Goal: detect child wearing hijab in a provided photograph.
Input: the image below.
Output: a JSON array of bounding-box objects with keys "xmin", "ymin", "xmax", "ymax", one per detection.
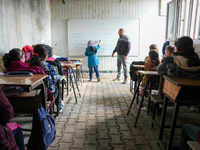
[
  {"xmin": 85, "ymin": 40, "xmax": 101, "ymax": 82},
  {"xmin": 2, "ymin": 48, "xmax": 45, "ymax": 74},
  {"xmin": 22, "ymin": 45, "xmax": 34, "ymax": 63}
]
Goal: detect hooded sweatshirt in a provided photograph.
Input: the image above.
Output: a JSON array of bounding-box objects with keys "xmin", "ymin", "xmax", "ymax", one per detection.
[{"xmin": 85, "ymin": 44, "xmax": 101, "ymax": 67}]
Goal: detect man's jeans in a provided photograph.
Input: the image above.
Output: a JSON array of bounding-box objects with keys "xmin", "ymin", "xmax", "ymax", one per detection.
[{"xmin": 117, "ymin": 54, "xmax": 128, "ymax": 80}]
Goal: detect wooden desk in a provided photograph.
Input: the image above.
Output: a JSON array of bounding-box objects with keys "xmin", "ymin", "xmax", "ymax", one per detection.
[
  {"xmin": 158, "ymin": 75, "xmax": 200, "ymax": 150},
  {"xmin": 61, "ymin": 63, "xmax": 81, "ymax": 103},
  {"xmin": 0, "ymin": 74, "xmax": 48, "ymax": 109},
  {"xmin": 127, "ymin": 70, "xmax": 159, "ymax": 126}
]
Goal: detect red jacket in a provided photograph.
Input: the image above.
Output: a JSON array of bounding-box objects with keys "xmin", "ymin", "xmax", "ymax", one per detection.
[
  {"xmin": 0, "ymin": 89, "xmax": 19, "ymax": 150},
  {"xmin": 5, "ymin": 61, "xmax": 45, "ymax": 74}
]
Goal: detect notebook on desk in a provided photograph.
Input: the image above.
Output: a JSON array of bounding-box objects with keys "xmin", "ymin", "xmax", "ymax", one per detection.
[{"xmin": 5, "ymin": 71, "xmax": 33, "ymax": 76}]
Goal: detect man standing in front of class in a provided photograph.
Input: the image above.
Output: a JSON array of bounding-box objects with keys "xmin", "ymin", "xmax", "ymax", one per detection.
[{"xmin": 112, "ymin": 28, "xmax": 131, "ymax": 84}]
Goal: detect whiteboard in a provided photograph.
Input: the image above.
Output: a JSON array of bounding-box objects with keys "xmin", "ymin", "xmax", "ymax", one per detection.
[{"xmin": 68, "ymin": 19, "xmax": 139, "ymax": 56}]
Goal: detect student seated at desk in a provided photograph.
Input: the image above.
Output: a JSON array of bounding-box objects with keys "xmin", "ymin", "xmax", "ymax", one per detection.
[
  {"xmin": 139, "ymin": 50, "xmax": 160, "ymax": 96},
  {"xmin": 29, "ymin": 44, "xmax": 63, "ymax": 110},
  {"xmin": 130, "ymin": 44, "xmax": 159, "ymax": 81},
  {"xmin": 30, "ymin": 44, "xmax": 57, "ymax": 95},
  {"xmin": 144, "ymin": 44, "xmax": 159, "ymax": 63},
  {"xmin": 2, "ymin": 48, "xmax": 55, "ymax": 109},
  {"xmin": 157, "ymin": 36, "xmax": 200, "ymax": 78},
  {"xmin": 142, "ymin": 50, "xmax": 160, "ymax": 85},
  {"xmin": 0, "ymin": 87, "xmax": 25, "ymax": 150},
  {"xmin": 2, "ymin": 48, "xmax": 45, "ymax": 74},
  {"xmin": 161, "ymin": 45, "xmax": 174, "ymax": 62}
]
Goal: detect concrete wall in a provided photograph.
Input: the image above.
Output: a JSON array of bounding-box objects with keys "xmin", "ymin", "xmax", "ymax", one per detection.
[
  {"xmin": 0, "ymin": 0, "xmax": 51, "ymax": 56},
  {"xmin": 51, "ymin": 0, "xmax": 166, "ymax": 71}
]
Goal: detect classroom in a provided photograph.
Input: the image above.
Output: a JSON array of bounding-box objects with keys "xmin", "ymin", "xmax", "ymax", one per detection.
[{"xmin": 0, "ymin": 0, "xmax": 200, "ymax": 150}]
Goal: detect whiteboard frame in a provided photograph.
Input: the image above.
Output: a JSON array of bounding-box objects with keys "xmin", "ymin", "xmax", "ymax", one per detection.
[{"xmin": 67, "ymin": 19, "xmax": 140, "ymax": 57}]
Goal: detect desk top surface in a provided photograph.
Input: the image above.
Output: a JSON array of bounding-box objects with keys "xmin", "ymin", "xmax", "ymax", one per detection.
[
  {"xmin": 0, "ymin": 74, "xmax": 48, "ymax": 87},
  {"xmin": 138, "ymin": 70, "xmax": 158, "ymax": 75},
  {"xmin": 70, "ymin": 58, "xmax": 83, "ymax": 61},
  {"xmin": 62, "ymin": 63, "xmax": 76, "ymax": 67},
  {"xmin": 163, "ymin": 75, "xmax": 200, "ymax": 87},
  {"xmin": 73, "ymin": 62, "xmax": 83, "ymax": 65},
  {"xmin": 133, "ymin": 65, "xmax": 145, "ymax": 68}
]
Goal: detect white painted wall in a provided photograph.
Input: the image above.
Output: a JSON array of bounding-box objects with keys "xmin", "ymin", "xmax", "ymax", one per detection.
[
  {"xmin": 51, "ymin": 0, "xmax": 166, "ymax": 71},
  {"xmin": 0, "ymin": 0, "xmax": 51, "ymax": 56}
]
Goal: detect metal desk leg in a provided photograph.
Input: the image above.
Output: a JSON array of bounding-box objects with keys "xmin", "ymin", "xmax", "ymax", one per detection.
[
  {"xmin": 72, "ymin": 68, "xmax": 81, "ymax": 97},
  {"xmin": 79, "ymin": 65, "xmax": 83, "ymax": 85},
  {"xmin": 69, "ymin": 67, "xmax": 77, "ymax": 103},
  {"xmin": 80, "ymin": 65, "xmax": 84, "ymax": 83},
  {"xmin": 130, "ymin": 79, "xmax": 133, "ymax": 92},
  {"xmin": 136, "ymin": 74, "xmax": 140, "ymax": 104},
  {"xmin": 67, "ymin": 69, "xmax": 69, "ymax": 95},
  {"xmin": 158, "ymin": 95, "xmax": 168, "ymax": 141},
  {"xmin": 62, "ymin": 80, "xmax": 64, "ymax": 100},
  {"xmin": 127, "ymin": 75, "xmax": 144, "ymax": 115},
  {"xmin": 76, "ymin": 65, "xmax": 78, "ymax": 83},
  {"xmin": 167, "ymin": 103, "xmax": 179, "ymax": 150},
  {"xmin": 134, "ymin": 76, "xmax": 150, "ymax": 127},
  {"xmin": 147, "ymin": 79, "xmax": 152, "ymax": 115},
  {"xmin": 56, "ymin": 80, "xmax": 61, "ymax": 116}
]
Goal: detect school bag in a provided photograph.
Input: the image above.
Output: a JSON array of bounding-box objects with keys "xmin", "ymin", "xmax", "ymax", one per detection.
[
  {"xmin": 129, "ymin": 61, "xmax": 145, "ymax": 81},
  {"xmin": 47, "ymin": 60, "xmax": 64, "ymax": 75},
  {"xmin": 27, "ymin": 100, "xmax": 56, "ymax": 150}
]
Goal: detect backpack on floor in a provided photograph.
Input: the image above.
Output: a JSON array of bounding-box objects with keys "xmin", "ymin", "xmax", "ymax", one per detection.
[{"xmin": 27, "ymin": 100, "xmax": 56, "ymax": 150}]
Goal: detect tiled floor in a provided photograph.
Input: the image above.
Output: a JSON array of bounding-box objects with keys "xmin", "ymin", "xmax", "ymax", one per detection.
[{"xmin": 12, "ymin": 73, "xmax": 200, "ymax": 150}]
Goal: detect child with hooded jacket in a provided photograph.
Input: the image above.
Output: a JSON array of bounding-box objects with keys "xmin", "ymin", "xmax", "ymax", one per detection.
[
  {"xmin": 0, "ymin": 87, "xmax": 25, "ymax": 150},
  {"xmin": 85, "ymin": 40, "xmax": 101, "ymax": 82}
]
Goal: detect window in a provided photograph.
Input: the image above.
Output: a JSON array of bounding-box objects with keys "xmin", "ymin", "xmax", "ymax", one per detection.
[
  {"xmin": 179, "ymin": 0, "xmax": 200, "ymax": 39},
  {"xmin": 166, "ymin": 0, "xmax": 178, "ymax": 41},
  {"xmin": 159, "ymin": 0, "xmax": 172, "ymax": 16}
]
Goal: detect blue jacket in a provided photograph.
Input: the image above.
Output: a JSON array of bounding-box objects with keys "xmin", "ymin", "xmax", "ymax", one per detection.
[
  {"xmin": 85, "ymin": 44, "xmax": 100, "ymax": 67},
  {"xmin": 162, "ymin": 41, "xmax": 170, "ymax": 55}
]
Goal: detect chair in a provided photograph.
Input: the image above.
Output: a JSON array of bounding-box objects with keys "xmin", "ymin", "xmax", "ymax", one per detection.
[{"xmin": 47, "ymin": 60, "xmax": 66, "ymax": 116}]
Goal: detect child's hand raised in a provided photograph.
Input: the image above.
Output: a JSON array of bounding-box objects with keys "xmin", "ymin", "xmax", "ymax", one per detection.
[{"xmin": 99, "ymin": 40, "xmax": 102, "ymax": 43}]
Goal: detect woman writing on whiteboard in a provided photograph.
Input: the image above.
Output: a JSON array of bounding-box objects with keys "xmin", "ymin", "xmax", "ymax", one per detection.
[{"xmin": 85, "ymin": 40, "xmax": 101, "ymax": 82}]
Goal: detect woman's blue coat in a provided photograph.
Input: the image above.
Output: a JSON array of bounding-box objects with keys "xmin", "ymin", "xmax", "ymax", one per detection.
[{"xmin": 85, "ymin": 44, "xmax": 100, "ymax": 67}]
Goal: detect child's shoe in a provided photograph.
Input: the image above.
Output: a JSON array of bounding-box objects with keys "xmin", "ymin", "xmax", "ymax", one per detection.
[
  {"xmin": 97, "ymin": 78, "xmax": 100, "ymax": 82},
  {"xmin": 89, "ymin": 79, "xmax": 92, "ymax": 82}
]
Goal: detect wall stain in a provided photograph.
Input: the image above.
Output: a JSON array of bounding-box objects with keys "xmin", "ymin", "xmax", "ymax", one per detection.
[{"xmin": 35, "ymin": 16, "xmax": 43, "ymax": 32}]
